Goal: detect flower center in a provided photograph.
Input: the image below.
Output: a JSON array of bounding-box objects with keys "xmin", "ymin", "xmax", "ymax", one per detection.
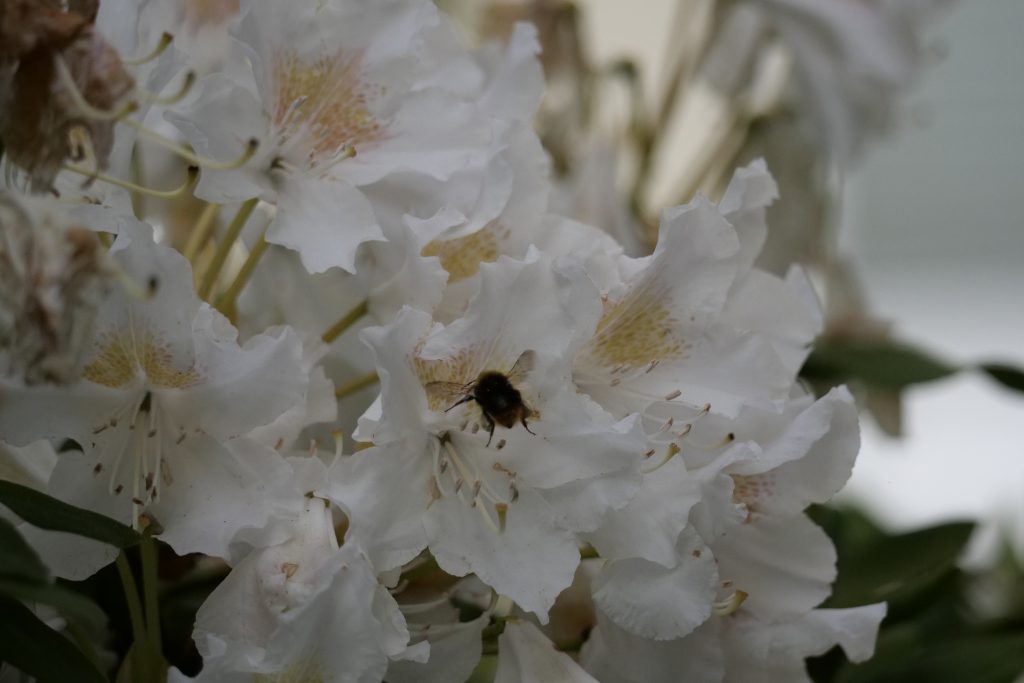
[
  {"xmin": 420, "ymin": 222, "xmax": 510, "ymax": 283},
  {"xmin": 82, "ymin": 327, "xmax": 202, "ymax": 389},
  {"xmin": 272, "ymin": 49, "xmax": 385, "ymax": 166},
  {"xmin": 430, "ymin": 433, "xmax": 517, "ymax": 533}
]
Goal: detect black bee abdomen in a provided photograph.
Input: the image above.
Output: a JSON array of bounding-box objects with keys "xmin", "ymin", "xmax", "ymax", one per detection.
[{"xmin": 474, "ymin": 372, "xmax": 524, "ymax": 425}]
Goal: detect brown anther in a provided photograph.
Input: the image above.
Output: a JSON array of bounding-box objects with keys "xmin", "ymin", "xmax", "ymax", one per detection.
[
  {"xmin": 92, "ymin": 463, "xmax": 102, "ymax": 474},
  {"xmin": 282, "ymin": 562, "xmax": 299, "ymax": 578},
  {"xmin": 664, "ymin": 389, "xmax": 681, "ymax": 401},
  {"xmin": 496, "ymin": 438, "xmax": 506, "ymax": 450},
  {"xmin": 114, "ymin": 484, "xmax": 123, "ymax": 494},
  {"xmin": 131, "ymin": 496, "xmax": 144, "ymax": 505}
]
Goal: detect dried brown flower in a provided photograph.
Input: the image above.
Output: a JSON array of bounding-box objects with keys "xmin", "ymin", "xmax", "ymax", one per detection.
[
  {"xmin": 0, "ymin": 1, "xmax": 134, "ymax": 193},
  {"xmin": 0, "ymin": 191, "xmax": 111, "ymax": 384}
]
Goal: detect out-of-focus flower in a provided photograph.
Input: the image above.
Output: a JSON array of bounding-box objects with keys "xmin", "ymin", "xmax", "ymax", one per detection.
[
  {"xmin": 1, "ymin": 13, "xmax": 134, "ymax": 192},
  {"xmin": 745, "ymin": 0, "xmax": 949, "ymax": 165},
  {"xmin": 0, "ymin": 192, "xmax": 111, "ymax": 384}
]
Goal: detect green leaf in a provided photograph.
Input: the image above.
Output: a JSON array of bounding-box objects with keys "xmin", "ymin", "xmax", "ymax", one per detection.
[
  {"xmin": 0, "ymin": 579, "xmax": 107, "ymax": 631},
  {"xmin": 0, "ymin": 480, "xmax": 140, "ymax": 548},
  {"xmin": 0, "ymin": 515, "xmax": 49, "ymax": 584},
  {"xmin": 980, "ymin": 363, "xmax": 1024, "ymax": 393},
  {"xmin": 836, "ymin": 629, "xmax": 1024, "ymax": 683},
  {"xmin": 0, "ymin": 596, "xmax": 108, "ymax": 683},
  {"xmin": 827, "ymin": 521, "xmax": 975, "ymax": 610},
  {"xmin": 802, "ymin": 341, "xmax": 957, "ymax": 390}
]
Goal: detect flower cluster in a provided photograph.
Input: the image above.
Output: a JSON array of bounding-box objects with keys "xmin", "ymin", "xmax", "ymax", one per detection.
[{"xmin": 0, "ymin": 0, "xmax": 909, "ymax": 681}]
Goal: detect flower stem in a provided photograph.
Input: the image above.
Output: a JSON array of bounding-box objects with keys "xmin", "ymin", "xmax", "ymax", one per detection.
[
  {"xmin": 334, "ymin": 371, "xmax": 379, "ymax": 400},
  {"xmin": 215, "ymin": 224, "xmax": 270, "ymax": 314},
  {"xmin": 115, "ymin": 552, "xmax": 152, "ymax": 683},
  {"xmin": 183, "ymin": 202, "xmax": 220, "ymax": 263},
  {"xmin": 198, "ymin": 198, "xmax": 258, "ymax": 300},
  {"xmin": 140, "ymin": 531, "xmax": 162, "ymax": 673},
  {"xmin": 321, "ymin": 299, "xmax": 368, "ymax": 344}
]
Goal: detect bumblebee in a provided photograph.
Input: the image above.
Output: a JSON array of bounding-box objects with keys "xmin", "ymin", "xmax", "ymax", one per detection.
[{"xmin": 426, "ymin": 350, "xmax": 537, "ymax": 446}]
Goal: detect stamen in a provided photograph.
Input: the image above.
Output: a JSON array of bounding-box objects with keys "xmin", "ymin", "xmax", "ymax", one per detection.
[
  {"xmin": 123, "ymin": 119, "xmax": 260, "ymax": 171},
  {"xmin": 642, "ymin": 443, "xmax": 681, "ymax": 474},
  {"xmin": 713, "ymin": 590, "xmax": 748, "ymax": 616},
  {"xmin": 664, "ymin": 389, "xmax": 682, "ymax": 401},
  {"xmin": 53, "ymin": 55, "xmax": 138, "ymax": 121},
  {"xmin": 680, "ymin": 432, "xmax": 735, "ymax": 451},
  {"xmin": 64, "ymin": 162, "xmax": 198, "ymax": 199},
  {"xmin": 122, "ymin": 32, "xmax": 173, "ymax": 66},
  {"xmin": 136, "ymin": 71, "xmax": 195, "ymax": 106}
]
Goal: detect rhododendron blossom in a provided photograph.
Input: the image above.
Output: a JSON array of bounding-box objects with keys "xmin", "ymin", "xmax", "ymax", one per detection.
[{"xmin": 0, "ymin": 0, "xmax": 916, "ymax": 680}]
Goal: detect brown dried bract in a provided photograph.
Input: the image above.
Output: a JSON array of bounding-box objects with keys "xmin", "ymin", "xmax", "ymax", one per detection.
[
  {"xmin": 0, "ymin": 191, "xmax": 111, "ymax": 384},
  {"xmin": 0, "ymin": 0, "xmax": 85, "ymax": 64},
  {"xmin": 0, "ymin": 2, "xmax": 134, "ymax": 193}
]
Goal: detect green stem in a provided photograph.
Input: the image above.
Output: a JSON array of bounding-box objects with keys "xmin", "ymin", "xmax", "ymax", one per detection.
[
  {"xmin": 139, "ymin": 532, "xmax": 162, "ymax": 674},
  {"xmin": 321, "ymin": 300, "xmax": 368, "ymax": 344},
  {"xmin": 334, "ymin": 372, "xmax": 379, "ymax": 400},
  {"xmin": 115, "ymin": 553, "xmax": 151, "ymax": 683},
  {"xmin": 215, "ymin": 225, "xmax": 270, "ymax": 314},
  {"xmin": 198, "ymin": 198, "xmax": 258, "ymax": 300}
]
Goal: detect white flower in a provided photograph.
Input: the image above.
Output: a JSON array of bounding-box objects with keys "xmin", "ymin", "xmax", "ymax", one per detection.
[
  {"xmin": 169, "ymin": 0, "xmax": 498, "ymax": 274},
  {"xmin": 746, "ymin": 0, "xmax": 948, "ymax": 164},
  {"xmin": 581, "ymin": 602, "xmax": 886, "ymax": 683},
  {"xmin": 333, "ymin": 252, "xmax": 645, "ymax": 618},
  {"xmin": 682, "ymin": 387, "xmax": 859, "ymax": 621},
  {"xmin": 0, "ymin": 225, "xmax": 306, "ymax": 577},
  {"xmin": 180, "ymin": 461, "xmax": 412, "ymax": 683}
]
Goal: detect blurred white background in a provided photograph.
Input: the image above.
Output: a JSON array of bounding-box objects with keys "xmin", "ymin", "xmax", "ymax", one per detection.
[{"xmin": 578, "ymin": 0, "xmax": 1024, "ymax": 554}]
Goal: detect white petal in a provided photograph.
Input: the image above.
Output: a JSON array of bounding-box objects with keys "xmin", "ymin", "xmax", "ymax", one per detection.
[
  {"xmin": 721, "ymin": 604, "xmax": 887, "ymax": 682},
  {"xmin": 730, "ymin": 387, "xmax": 860, "ymax": 516},
  {"xmin": 425, "ymin": 487, "xmax": 580, "ymax": 620},
  {"xmin": 268, "ymin": 175, "xmax": 385, "ymax": 274},
  {"xmin": 581, "ymin": 611, "xmax": 724, "ymax": 683},
  {"xmin": 387, "ymin": 615, "xmax": 487, "ymax": 683},
  {"xmin": 592, "ymin": 527, "xmax": 718, "ymax": 640},
  {"xmin": 150, "ymin": 437, "xmax": 290, "ymax": 560},
  {"xmin": 495, "ymin": 620, "xmax": 600, "ymax": 683},
  {"xmin": 328, "ymin": 440, "xmax": 431, "ymax": 572},
  {"xmin": 714, "ymin": 513, "xmax": 837, "ymax": 619}
]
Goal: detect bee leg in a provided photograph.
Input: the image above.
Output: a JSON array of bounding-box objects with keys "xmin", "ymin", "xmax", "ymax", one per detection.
[
  {"xmin": 484, "ymin": 415, "xmax": 496, "ymax": 447},
  {"xmin": 445, "ymin": 394, "xmax": 475, "ymax": 413},
  {"xmin": 521, "ymin": 415, "xmax": 536, "ymax": 436}
]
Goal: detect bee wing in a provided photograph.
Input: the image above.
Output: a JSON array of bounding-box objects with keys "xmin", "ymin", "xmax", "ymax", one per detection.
[
  {"xmin": 424, "ymin": 380, "xmax": 471, "ymax": 407},
  {"xmin": 505, "ymin": 349, "xmax": 536, "ymax": 387}
]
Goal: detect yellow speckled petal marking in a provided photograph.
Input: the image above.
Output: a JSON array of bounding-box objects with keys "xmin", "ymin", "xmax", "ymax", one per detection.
[
  {"xmin": 273, "ymin": 49, "xmax": 385, "ymax": 159},
  {"xmin": 421, "ymin": 222, "xmax": 511, "ymax": 283},
  {"xmin": 586, "ymin": 287, "xmax": 690, "ymax": 368},
  {"xmin": 82, "ymin": 329, "xmax": 202, "ymax": 389}
]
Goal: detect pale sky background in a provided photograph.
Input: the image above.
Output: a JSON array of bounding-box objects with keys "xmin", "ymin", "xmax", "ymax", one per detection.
[{"xmin": 579, "ymin": 0, "xmax": 1024, "ymax": 556}]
